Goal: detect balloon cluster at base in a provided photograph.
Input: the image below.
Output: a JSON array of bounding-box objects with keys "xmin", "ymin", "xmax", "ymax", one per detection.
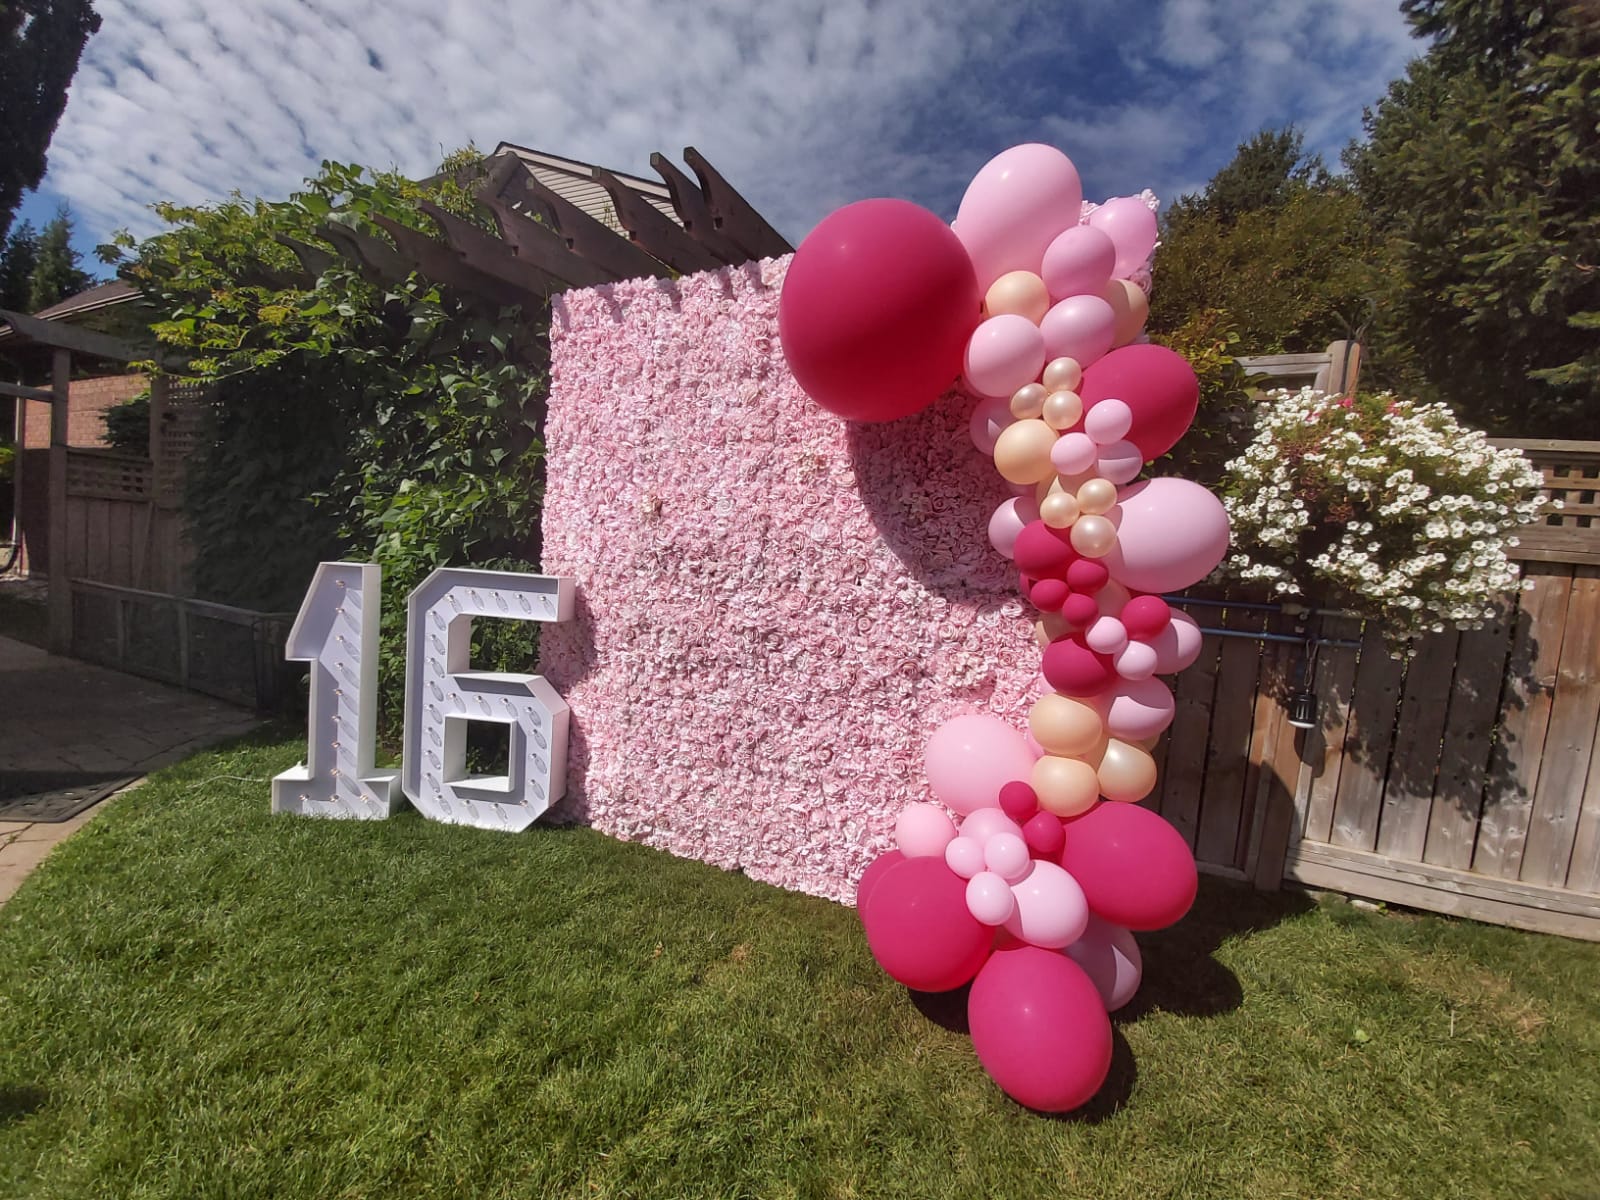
[{"xmin": 779, "ymin": 143, "xmax": 1232, "ymax": 1112}]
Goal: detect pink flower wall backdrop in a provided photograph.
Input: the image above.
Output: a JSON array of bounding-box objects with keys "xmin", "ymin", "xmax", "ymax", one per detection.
[{"xmin": 541, "ymin": 257, "xmax": 1040, "ymax": 903}]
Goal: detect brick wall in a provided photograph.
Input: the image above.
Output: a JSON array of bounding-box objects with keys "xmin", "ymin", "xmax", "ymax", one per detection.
[{"xmin": 19, "ymin": 373, "xmax": 147, "ymax": 450}]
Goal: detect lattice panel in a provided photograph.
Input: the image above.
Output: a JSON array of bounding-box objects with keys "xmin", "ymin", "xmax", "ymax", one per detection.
[
  {"xmin": 155, "ymin": 382, "xmax": 213, "ymax": 503},
  {"xmin": 65, "ymin": 449, "xmax": 153, "ymax": 500},
  {"xmin": 1492, "ymin": 439, "xmax": 1600, "ymax": 566}
]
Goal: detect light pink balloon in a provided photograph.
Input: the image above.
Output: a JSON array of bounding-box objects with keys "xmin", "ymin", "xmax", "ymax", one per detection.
[
  {"xmin": 969, "ymin": 395, "xmax": 1013, "ymax": 455},
  {"xmin": 1104, "ymin": 675, "xmax": 1176, "ymax": 741},
  {"xmin": 959, "ymin": 806, "xmax": 1025, "ymax": 845},
  {"xmin": 1023, "ymin": 729, "xmax": 1047, "ymax": 759},
  {"xmin": 1040, "ymin": 295, "xmax": 1116, "ymax": 370},
  {"xmin": 953, "ymin": 144, "xmax": 1084, "ymax": 291},
  {"xmin": 1087, "ymin": 196, "xmax": 1159, "ymax": 279},
  {"xmin": 1104, "ymin": 478, "xmax": 1231, "ymax": 594},
  {"xmin": 1149, "ymin": 609, "xmax": 1204, "ymax": 674},
  {"xmin": 985, "ymin": 832, "xmax": 1032, "ymax": 882},
  {"xmin": 1066, "ymin": 915, "xmax": 1143, "ymax": 1011},
  {"xmin": 1002, "ymin": 860, "xmax": 1089, "ymax": 949},
  {"xmin": 967, "ymin": 871, "xmax": 1018, "ymax": 925},
  {"xmin": 1085, "ymin": 615, "xmax": 1129, "ymax": 656},
  {"xmin": 926, "ymin": 714, "xmax": 1038, "ymax": 816},
  {"xmin": 1050, "ymin": 431, "xmax": 1098, "ymax": 475},
  {"xmin": 1084, "ymin": 397, "xmax": 1133, "ymax": 445},
  {"xmin": 895, "ymin": 801, "xmax": 958, "ymax": 858},
  {"xmin": 988, "ymin": 494, "xmax": 1040, "ymax": 559},
  {"xmin": 1112, "ymin": 639, "xmax": 1160, "ymax": 681},
  {"xmin": 1096, "ymin": 439, "xmax": 1145, "ymax": 484},
  {"xmin": 965, "ymin": 314, "xmax": 1047, "ymax": 398},
  {"xmin": 1040, "ymin": 225, "xmax": 1116, "ymax": 300},
  {"xmin": 945, "ymin": 834, "xmax": 986, "ymax": 879}
]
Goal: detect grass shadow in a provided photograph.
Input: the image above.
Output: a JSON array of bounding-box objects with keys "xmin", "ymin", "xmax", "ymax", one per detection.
[{"xmin": 0, "ymin": 1084, "xmax": 48, "ymax": 1126}]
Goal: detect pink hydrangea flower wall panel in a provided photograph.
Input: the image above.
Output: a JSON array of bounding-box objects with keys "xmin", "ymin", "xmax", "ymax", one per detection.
[{"xmin": 541, "ymin": 257, "xmax": 1039, "ymax": 904}]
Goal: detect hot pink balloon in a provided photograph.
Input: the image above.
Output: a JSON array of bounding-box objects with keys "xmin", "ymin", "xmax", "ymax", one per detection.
[
  {"xmin": 1060, "ymin": 802, "xmax": 1198, "ymax": 931},
  {"xmin": 1040, "ymin": 294, "xmax": 1116, "ymax": 369},
  {"xmin": 925, "ymin": 715, "xmax": 1037, "ymax": 815},
  {"xmin": 969, "ymin": 395, "xmax": 1013, "ymax": 455},
  {"xmin": 1041, "ymin": 224, "xmax": 1117, "ymax": 300},
  {"xmin": 855, "ymin": 849, "xmax": 905, "ymax": 911},
  {"xmin": 965, "ymin": 313, "xmax": 1047, "ymax": 398},
  {"xmin": 896, "ymin": 802, "xmax": 958, "ymax": 858},
  {"xmin": 1002, "ymin": 859, "xmax": 1089, "ymax": 949},
  {"xmin": 1080, "ymin": 345, "xmax": 1199, "ymax": 460},
  {"xmin": 1042, "ymin": 635, "xmax": 1116, "ymax": 697},
  {"xmin": 861, "ymin": 856, "xmax": 994, "ymax": 991},
  {"xmin": 1120, "ymin": 594, "xmax": 1172, "ymax": 638},
  {"xmin": 780, "ymin": 199, "xmax": 980, "ymax": 422},
  {"xmin": 1086, "ymin": 196, "xmax": 1159, "ymax": 278},
  {"xmin": 968, "ymin": 943, "xmax": 1113, "ymax": 1111},
  {"xmin": 1066, "ymin": 915, "xmax": 1143, "ymax": 1011},
  {"xmin": 1103, "ymin": 675, "xmax": 1175, "ymax": 741},
  {"xmin": 1150, "ymin": 608, "xmax": 1204, "ymax": 674},
  {"xmin": 988, "ymin": 494, "xmax": 1039, "ymax": 560},
  {"xmin": 1104, "ymin": 478, "xmax": 1231, "ymax": 594},
  {"xmin": 1013, "ymin": 520, "xmax": 1078, "ymax": 577},
  {"xmin": 953, "ymin": 144, "xmax": 1084, "ymax": 291}
]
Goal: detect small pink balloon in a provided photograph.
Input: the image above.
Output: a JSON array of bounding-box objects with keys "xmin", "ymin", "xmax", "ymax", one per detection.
[
  {"xmin": 965, "ymin": 314, "xmax": 1047, "ymax": 399},
  {"xmin": 1104, "ymin": 478, "xmax": 1231, "ymax": 594},
  {"xmin": 1040, "ymin": 224, "xmax": 1117, "ymax": 300},
  {"xmin": 1084, "ymin": 398, "xmax": 1133, "ymax": 445},
  {"xmin": 953, "ymin": 144, "xmax": 1084, "ymax": 291},
  {"xmin": 1066, "ymin": 915, "xmax": 1143, "ymax": 1011},
  {"xmin": 969, "ymin": 395, "xmax": 1014, "ymax": 455},
  {"xmin": 1001, "ymin": 859, "xmax": 1089, "ymax": 949},
  {"xmin": 1120, "ymin": 594, "xmax": 1172, "ymax": 637},
  {"xmin": 988, "ymin": 495, "xmax": 1040, "ymax": 560},
  {"xmin": 1023, "ymin": 811, "xmax": 1066, "ymax": 858},
  {"xmin": 1096, "ymin": 439, "xmax": 1145, "ymax": 484},
  {"xmin": 1149, "ymin": 609, "xmax": 1204, "ymax": 673},
  {"xmin": 1086, "ymin": 196, "xmax": 1159, "ymax": 278},
  {"xmin": 985, "ymin": 832, "xmax": 1032, "ymax": 882},
  {"xmin": 1061, "ymin": 593, "xmax": 1099, "ymax": 626},
  {"xmin": 1112, "ymin": 640, "xmax": 1160, "ymax": 682},
  {"xmin": 945, "ymin": 835, "xmax": 986, "ymax": 879},
  {"xmin": 896, "ymin": 802, "xmax": 959, "ymax": 858},
  {"xmin": 1103, "ymin": 674, "xmax": 1175, "ymax": 740},
  {"xmin": 960, "ymin": 806, "xmax": 1025, "ymax": 846},
  {"xmin": 998, "ymin": 780, "xmax": 1040, "ymax": 822},
  {"xmin": 926, "ymin": 714, "xmax": 1039, "ymax": 816},
  {"xmin": 1040, "ymin": 294, "xmax": 1116, "ymax": 370},
  {"xmin": 1050, "ymin": 431, "xmax": 1099, "ymax": 475},
  {"xmin": 967, "ymin": 871, "xmax": 1018, "ymax": 925},
  {"xmin": 1085, "ymin": 615, "xmax": 1129, "ymax": 655}
]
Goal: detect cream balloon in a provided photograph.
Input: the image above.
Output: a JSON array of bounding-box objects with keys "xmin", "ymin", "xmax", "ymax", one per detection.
[
  {"xmin": 1041, "ymin": 389, "xmax": 1083, "ymax": 430},
  {"xmin": 1077, "ymin": 477, "xmax": 1118, "ymax": 515},
  {"xmin": 1040, "ymin": 492, "xmax": 1081, "ymax": 529},
  {"xmin": 985, "ymin": 270, "xmax": 1051, "ymax": 324},
  {"xmin": 1009, "ymin": 381, "xmax": 1048, "ymax": 420},
  {"xmin": 1097, "ymin": 738, "xmax": 1158, "ymax": 803},
  {"xmin": 1103, "ymin": 277, "xmax": 1151, "ymax": 346},
  {"xmin": 1031, "ymin": 753, "xmax": 1101, "ymax": 817},
  {"xmin": 1042, "ymin": 355, "xmax": 1084, "ymax": 393},
  {"xmin": 1071, "ymin": 513, "xmax": 1117, "ymax": 558},
  {"xmin": 1028, "ymin": 693, "xmax": 1104, "ymax": 756},
  {"xmin": 993, "ymin": 418, "xmax": 1058, "ymax": 485}
]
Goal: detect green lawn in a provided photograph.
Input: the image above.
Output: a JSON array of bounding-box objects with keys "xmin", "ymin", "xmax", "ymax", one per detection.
[{"xmin": 2, "ymin": 731, "xmax": 1597, "ymax": 1199}]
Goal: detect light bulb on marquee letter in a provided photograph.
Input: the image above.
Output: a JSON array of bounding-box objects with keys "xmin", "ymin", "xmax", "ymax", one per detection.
[
  {"xmin": 272, "ymin": 562, "xmax": 400, "ymax": 819},
  {"xmin": 402, "ymin": 568, "xmax": 576, "ymax": 831}
]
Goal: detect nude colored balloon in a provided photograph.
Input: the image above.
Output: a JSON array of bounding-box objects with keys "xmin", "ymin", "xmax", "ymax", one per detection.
[
  {"xmin": 1104, "ymin": 477, "xmax": 1231, "ymax": 593},
  {"xmin": 953, "ymin": 144, "xmax": 1084, "ymax": 291},
  {"xmin": 966, "ymin": 313, "xmax": 1047, "ymax": 398},
  {"xmin": 1042, "ymin": 356, "xmax": 1083, "ymax": 392},
  {"xmin": 994, "ymin": 418, "xmax": 1059, "ymax": 485},
  {"xmin": 1076, "ymin": 477, "xmax": 1118, "ymax": 515},
  {"xmin": 1010, "ymin": 381, "xmax": 1047, "ymax": 420},
  {"xmin": 985, "ymin": 270, "xmax": 1051, "ymax": 324},
  {"xmin": 1103, "ymin": 278, "xmax": 1150, "ymax": 346},
  {"xmin": 1028, "ymin": 693, "xmax": 1104, "ymax": 756},
  {"xmin": 1071, "ymin": 514, "xmax": 1117, "ymax": 558},
  {"xmin": 1031, "ymin": 753, "xmax": 1101, "ymax": 817},
  {"xmin": 969, "ymin": 395, "xmax": 1013, "ymax": 455},
  {"xmin": 1040, "ymin": 294, "xmax": 1116, "ymax": 370},
  {"xmin": 1041, "ymin": 389, "xmax": 1083, "ymax": 430},
  {"xmin": 1097, "ymin": 738, "xmax": 1158, "ymax": 803},
  {"xmin": 1040, "ymin": 492, "xmax": 1080, "ymax": 529}
]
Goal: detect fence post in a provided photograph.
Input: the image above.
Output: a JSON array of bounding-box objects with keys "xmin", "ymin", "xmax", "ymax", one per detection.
[{"xmin": 47, "ymin": 348, "xmax": 71, "ymax": 653}]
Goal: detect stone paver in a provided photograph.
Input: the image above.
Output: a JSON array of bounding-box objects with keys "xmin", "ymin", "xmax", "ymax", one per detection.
[{"xmin": 0, "ymin": 634, "xmax": 262, "ymax": 905}]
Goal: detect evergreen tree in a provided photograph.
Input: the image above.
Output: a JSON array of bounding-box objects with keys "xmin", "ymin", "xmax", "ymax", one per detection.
[
  {"xmin": 0, "ymin": 219, "xmax": 39, "ymax": 310},
  {"xmin": 26, "ymin": 206, "xmax": 92, "ymax": 311},
  {"xmin": 0, "ymin": 0, "xmax": 103, "ymax": 245},
  {"xmin": 1166, "ymin": 127, "xmax": 1328, "ymax": 230}
]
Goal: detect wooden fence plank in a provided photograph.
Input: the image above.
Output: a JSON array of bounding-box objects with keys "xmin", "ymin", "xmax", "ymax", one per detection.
[
  {"xmin": 1375, "ymin": 630, "xmax": 1460, "ymax": 861},
  {"xmin": 67, "ymin": 497, "xmax": 88, "ymax": 578},
  {"xmin": 1475, "ymin": 568, "xmax": 1573, "ymax": 878},
  {"xmin": 1197, "ymin": 609, "xmax": 1267, "ymax": 869},
  {"xmin": 87, "ymin": 499, "xmax": 112, "ymax": 584},
  {"xmin": 1328, "ymin": 625, "xmax": 1406, "ymax": 850},
  {"xmin": 1246, "ymin": 640, "xmax": 1302, "ymax": 888},
  {"xmin": 1565, "ymin": 692, "xmax": 1600, "ymax": 892},
  {"xmin": 1296, "ymin": 616, "xmax": 1362, "ymax": 844},
  {"xmin": 1519, "ymin": 567, "xmax": 1600, "ymax": 887},
  {"xmin": 1159, "ymin": 624, "xmax": 1222, "ymax": 850},
  {"xmin": 108, "ymin": 501, "xmax": 134, "ymax": 587},
  {"xmin": 1423, "ymin": 604, "xmax": 1516, "ymax": 869}
]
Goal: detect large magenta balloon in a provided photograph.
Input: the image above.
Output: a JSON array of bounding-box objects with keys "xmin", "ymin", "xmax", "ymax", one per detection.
[
  {"xmin": 856, "ymin": 849, "xmax": 906, "ymax": 911},
  {"xmin": 967, "ymin": 942, "xmax": 1113, "ymax": 1111},
  {"xmin": 860, "ymin": 855, "xmax": 993, "ymax": 992},
  {"xmin": 1059, "ymin": 802, "xmax": 1198, "ymax": 930},
  {"xmin": 779, "ymin": 199, "xmax": 980, "ymax": 423},
  {"xmin": 1079, "ymin": 345, "xmax": 1199, "ymax": 460}
]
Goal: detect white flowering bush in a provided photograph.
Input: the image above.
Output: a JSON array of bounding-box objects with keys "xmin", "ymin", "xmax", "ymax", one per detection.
[{"xmin": 1221, "ymin": 388, "xmax": 1552, "ymax": 643}]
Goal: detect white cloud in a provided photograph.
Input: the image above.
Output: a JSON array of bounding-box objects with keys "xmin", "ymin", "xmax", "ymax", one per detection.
[{"xmin": 36, "ymin": 0, "xmax": 1420, "ymax": 251}]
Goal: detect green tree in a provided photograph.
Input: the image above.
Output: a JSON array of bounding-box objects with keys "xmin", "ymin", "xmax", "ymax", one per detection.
[
  {"xmin": 1345, "ymin": 0, "xmax": 1600, "ymax": 432},
  {"xmin": 0, "ymin": 0, "xmax": 102, "ymax": 244},
  {"xmin": 0, "ymin": 219, "xmax": 38, "ymax": 309},
  {"xmin": 25, "ymin": 206, "xmax": 92, "ymax": 310},
  {"xmin": 1165, "ymin": 127, "xmax": 1327, "ymax": 230}
]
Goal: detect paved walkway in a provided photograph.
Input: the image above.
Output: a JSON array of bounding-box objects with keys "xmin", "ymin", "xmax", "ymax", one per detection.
[{"xmin": 0, "ymin": 635, "xmax": 261, "ymax": 904}]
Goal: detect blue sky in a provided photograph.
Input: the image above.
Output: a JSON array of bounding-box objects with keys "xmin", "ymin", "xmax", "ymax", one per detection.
[{"xmin": 17, "ymin": 0, "xmax": 1424, "ymax": 273}]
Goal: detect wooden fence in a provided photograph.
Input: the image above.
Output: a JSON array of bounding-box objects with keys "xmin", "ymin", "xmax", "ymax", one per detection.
[
  {"xmin": 1158, "ymin": 440, "xmax": 1600, "ymax": 939},
  {"xmin": 62, "ymin": 448, "xmax": 189, "ymax": 593}
]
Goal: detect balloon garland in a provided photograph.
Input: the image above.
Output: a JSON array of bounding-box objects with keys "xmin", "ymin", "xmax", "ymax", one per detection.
[{"xmin": 778, "ymin": 143, "xmax": 1231, "ymax": 1112}]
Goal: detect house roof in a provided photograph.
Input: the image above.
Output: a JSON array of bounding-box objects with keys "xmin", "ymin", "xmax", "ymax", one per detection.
[
  {"xmin": 489, "ymin": 143, "xmax": 681, "ymax": 233},
  {"xmin": 31, "ymin": 279, "xmax": 138, "ymax": 322}
]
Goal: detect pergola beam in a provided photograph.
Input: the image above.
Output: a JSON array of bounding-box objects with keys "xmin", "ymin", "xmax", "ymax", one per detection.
[
  {"xmin": 683, "ymin": 147, "xmax": 793, "ymax": 260},
  {"xmin": 648, "ymin": 153, "xmax": 748, "ymax": 263},
  {"xmin": 498, "ymin": 168, "xmax": 671, "ymax": 282},
  {"xmin": 0, "ymin": 380, "xmax": 54, "ymax": 402},
  {"xmin": 0, "ymin": 307, "xmax": 150, "ymax": 364},
  {"xmin": 592, "ymin": 166, "xmax": 723, "ymax": 275}
]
